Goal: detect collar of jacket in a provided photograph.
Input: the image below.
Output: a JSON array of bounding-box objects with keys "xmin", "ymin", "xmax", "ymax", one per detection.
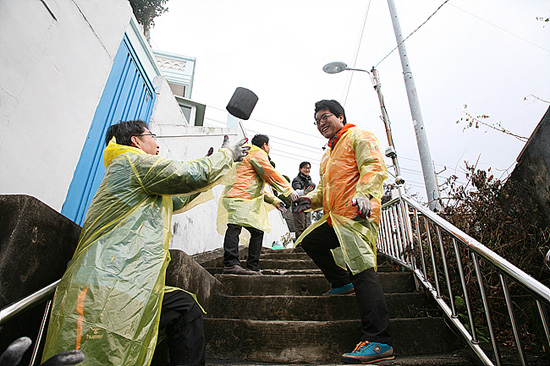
[
  {"xmin": 103, "ymin": 137, "xmax": 146, "ymax": 167},
  {"xmin": 298, "ymin": 171, "xmax": 311, "ymax": 181},
  {"xmin": 328, "ymin": 123, "xmax": 355, "ymax": 150}
]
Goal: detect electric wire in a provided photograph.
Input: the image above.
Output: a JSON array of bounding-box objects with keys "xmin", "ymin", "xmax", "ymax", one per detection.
[
  {"xmin": 343, "ymin": 0, "xmax": 373, "ymax": 106},
  {"xmin": 448, "ymin": 2, "xmax": 550, "ymax": 54},
  {"xmin": 375, "ymin": 0, "xmax": 452, "ymax": 67}
]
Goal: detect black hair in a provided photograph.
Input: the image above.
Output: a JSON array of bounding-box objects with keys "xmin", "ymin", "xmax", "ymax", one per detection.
[
  {"xmin": 299, "ymin": 161, "xmax": 311, "ymax": 169},
  {"xmin": 314, "ymin": 99, "xmax": 347, "ymax": 125},
  {"xmin": 251, "ymin": 134, "xmax": 269, "ymax": 148},
  {"xmin": 105, "ymin": 120, "xmax": 148, "ymax": 146}
]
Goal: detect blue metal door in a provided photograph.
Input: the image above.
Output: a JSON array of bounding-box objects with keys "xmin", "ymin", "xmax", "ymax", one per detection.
[{"xmin": 62, "ymin": 35, "xmax": 156, "ymax": 225}]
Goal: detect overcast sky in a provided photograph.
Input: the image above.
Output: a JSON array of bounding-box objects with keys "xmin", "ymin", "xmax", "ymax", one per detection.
[{"xmin": 150, "ymin": 0, "xmax": 550, "ymax": 202}]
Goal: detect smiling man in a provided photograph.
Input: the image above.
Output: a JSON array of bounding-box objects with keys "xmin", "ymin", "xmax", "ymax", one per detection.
[{"xmin": 293, "ymin": 100, "xmax": 393, "ymax": 364}]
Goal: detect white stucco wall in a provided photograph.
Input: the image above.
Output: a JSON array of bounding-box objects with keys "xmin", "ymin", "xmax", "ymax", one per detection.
[{"xmin": 0, "ymin": 0, "xmax": 132, "ymax": 210}]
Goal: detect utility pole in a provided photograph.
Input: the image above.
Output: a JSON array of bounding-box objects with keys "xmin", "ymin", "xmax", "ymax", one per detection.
[{"xmin": 386, "ymin": 0, "xmax": 441, "ymax": 211}]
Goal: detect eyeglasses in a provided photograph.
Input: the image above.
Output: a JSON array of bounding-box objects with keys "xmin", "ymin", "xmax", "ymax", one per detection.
[
  {"xmin": 314, "ymin": 113, "xmax": 334, "ymax": 125},
  {"xmin": 134, "ymin": 133, "xmax": 157, "ymax": 140}
]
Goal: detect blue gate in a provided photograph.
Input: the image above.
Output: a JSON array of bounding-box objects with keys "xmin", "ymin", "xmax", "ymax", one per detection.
[{"xmin": 62, "ymin": 34, "xmax": 156, "ymax": 225}]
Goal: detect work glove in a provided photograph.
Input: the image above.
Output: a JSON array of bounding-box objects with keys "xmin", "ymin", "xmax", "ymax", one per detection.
[
  {"xmin": 277, "ymin": 202, "xmax": 287, "ymax": 213},
  {"xmin": 0, "ymin": 337, "xmax": 31, "ymax": 366},
  {"xmin": 221, "ymin": 135, "xmax": 250, "ymax": 162},
  {"xmin": 304, "ymin": 184, "xmax": 315, "ymax": 195},
  {"xmin": 0, "ymin": 337, "xmax": 85, "ymax": 366},
  {"xmin": 352, "ymin": 196, "xmax": 372, "ymax": 218},
  {"xmin": 289, "ymin": 190, "xmax": 299, "ymax": 202},
  {"xmin": 41, "ymin": 350, "xmax": 85, "ymax": 366},
  {"xmin": 292, "ymin": 197, "xmax": 311, "ymax": 213}
]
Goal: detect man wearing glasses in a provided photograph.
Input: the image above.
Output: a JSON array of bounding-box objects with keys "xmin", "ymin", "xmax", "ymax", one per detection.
[
  {"xmin": 293, "ymin": 100, "xmax": 394, "ymax": 364},
  {"xmin": 42, "ymin": 120, "xmax": 249, "ymax": 366}
]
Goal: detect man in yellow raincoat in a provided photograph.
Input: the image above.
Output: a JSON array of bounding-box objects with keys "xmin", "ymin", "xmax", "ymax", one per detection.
[
  {"xmin": 218, "ymin": 134, "xmax": 298, "ymax": 275},
  {"xmin": 293, "ymin": 100, "xmax": 394, "ymax": 364},
  {"xmin": 41, "ymin": 120, "xmax": 249, "ymax": 366}
]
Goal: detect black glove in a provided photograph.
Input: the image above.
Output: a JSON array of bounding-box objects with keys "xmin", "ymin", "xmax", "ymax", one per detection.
[
  {"xmin": 40, "ymin": 350, "xmax": 85, "ymax": 366},
  {"xmin": 0, "ymin": 337, "xmax": 31, "ymax": 366},
  {"xmin": 292, "ymin": 197, "xmax": 312, "ymax": 213},
  {"xmin": 277, "ymin": 202, "xmax": 287, "ymax": 213}
]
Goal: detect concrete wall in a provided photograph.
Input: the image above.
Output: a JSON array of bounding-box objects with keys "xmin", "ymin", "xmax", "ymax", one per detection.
[
  {"xmin": 0, "ymin": 0, "xmax": 132, "ymax": 211},
  {"xmin": 502, "ymin": 106, "xmax": 550, "ymax": 228}
]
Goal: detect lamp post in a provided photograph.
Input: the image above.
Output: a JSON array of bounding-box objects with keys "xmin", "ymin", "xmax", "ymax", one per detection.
[{"xmin": 323, "ymin": 62, "xmax": 402, "ymax": 180}]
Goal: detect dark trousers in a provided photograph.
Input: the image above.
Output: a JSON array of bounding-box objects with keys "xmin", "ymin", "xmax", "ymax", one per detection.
[
  {"xmin": 301, "ymin": 222, "xmax": 392, "ymax": 346},
  {"xmin": 292, "ymin": 211, "xmax": 311, "ymax": 239},
  {"xmin": 159, "ymin": 291, "xmax": 206, "ymax": 366},
  {"xmin": 223, "ymin": 223, "xmax": 264, "ymax": 271}
]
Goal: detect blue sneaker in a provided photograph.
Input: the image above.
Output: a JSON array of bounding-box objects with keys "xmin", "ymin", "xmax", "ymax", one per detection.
[
  {"xmin": 323, "ymin": 283, "xmax": 354, "ymax": 295},
  {"xmin": 341, "ymin": 341, "xmax": 395, "ymax": 364}
]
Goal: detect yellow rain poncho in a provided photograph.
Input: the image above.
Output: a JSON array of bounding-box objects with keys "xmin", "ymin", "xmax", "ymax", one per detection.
[
  {"xmin": 295, "ymin": 124, "xmax": 388, "ymax": 274},
  {"xmin": 217, "ymin": 145, "xmax": 293, "ymax": 234},
  {"xmin": 42, "ymin": 140, "xmax": 234, "ymax": 365}
]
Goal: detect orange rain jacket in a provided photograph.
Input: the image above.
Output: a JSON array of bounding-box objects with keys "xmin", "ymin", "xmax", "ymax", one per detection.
[
  {"xmin": 295, "ymin": 124, "xmax": 388, "ymax": 274},
  {"xmin": 217, "ymin": 144, "xmax": 294, "ymax": 234},
  {"xmin": 42, "ymin": 139, "xmax": 234, "ymax": 365}
]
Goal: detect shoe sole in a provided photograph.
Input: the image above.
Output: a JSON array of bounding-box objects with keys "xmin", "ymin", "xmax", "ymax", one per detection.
[{"xmin": 341, "ymin": 355, "xmax": 395, "ymax": 364}]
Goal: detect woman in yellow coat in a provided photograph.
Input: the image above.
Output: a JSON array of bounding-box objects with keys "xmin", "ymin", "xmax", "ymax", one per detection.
[{"xmin": 218, "ymin": 134, "xmax": 297, "ymax": 275}]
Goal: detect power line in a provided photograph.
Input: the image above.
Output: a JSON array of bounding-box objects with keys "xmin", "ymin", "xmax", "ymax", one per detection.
[
  {"xmin": 343, "ymin": 0, "xmax": 373, "ymax": 106},
  {"xmin": 448, "ymin": 2, "xmax": 550, "ymax": 54},
  {"xmin": 375, "ymin": 0, "xmax": 452, "ymax": 67},
  {"xmin": 206, "ymin": 105, "xmax": 325, "ymax": 142}
]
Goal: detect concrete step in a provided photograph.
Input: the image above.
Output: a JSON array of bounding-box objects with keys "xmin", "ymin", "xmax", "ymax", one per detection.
[
  {"xmin": 208, "ymin": 293, "xmax": 440, "ymax": 321},
  {"xmin": 205, "ymin": 267, "xmax": 323, "ymax": 275},
  {"xmin": 215, "ymin": 272, "xmax": 416, "ymax": 296},
  {"xmin": 259, "ymin": 252, "xmax": 311, "ymax": 260},
  {"xmin": 206, "ymin": 353, "xmax": 476, "ymax": 365},
  {"xmin": 204, "ymin": 317, "xmax": 462, "ymax": 363},
  {"xmin": 244, "ymin": 259, "xmax": 319, "ymax": 269}
]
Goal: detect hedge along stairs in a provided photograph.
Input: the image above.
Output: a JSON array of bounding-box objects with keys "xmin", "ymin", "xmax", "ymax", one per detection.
[{"xmin": 197, "ymin": 247, "xmax": 477, "ymax": 365}]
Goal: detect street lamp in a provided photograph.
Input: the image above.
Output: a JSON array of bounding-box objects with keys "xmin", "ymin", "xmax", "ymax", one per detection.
[{"xmin": 322, "ymin": 61, "xmax": 402, "ymax": 180}]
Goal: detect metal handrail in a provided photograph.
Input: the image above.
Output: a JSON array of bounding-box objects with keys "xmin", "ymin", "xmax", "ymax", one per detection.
[
  {"xmin": 378, "ymin": 191, "xmax": 550, "ymax": 366},
  {"xmin": 0, "ymin": 280, "xmax": 58, "ymax": 325}
]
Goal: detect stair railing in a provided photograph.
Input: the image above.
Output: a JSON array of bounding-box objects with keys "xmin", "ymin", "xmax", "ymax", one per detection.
[
  {"xmin": 0, "ymin": 280, "xmax": 58, "ymax": 365},
  {"xmin": 377, "ymin": 191, "xmax": 550, "ymax": 366}
]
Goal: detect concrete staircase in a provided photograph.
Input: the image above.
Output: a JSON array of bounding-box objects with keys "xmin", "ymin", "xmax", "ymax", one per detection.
[{"xmin": 199, "ymin": 248, "xmax": 476, "ymax": 365}]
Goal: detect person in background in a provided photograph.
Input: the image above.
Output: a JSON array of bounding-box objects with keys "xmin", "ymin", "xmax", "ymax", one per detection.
[
  {"xmin": 218, "ymin": 134, "xmax": 298, "ymax": 275},
  {"xmin": 41, "ymin": 120, "xmax": 249, "ymax": 366},
  {"xmin": 293, "ymin": 100, "xmax": 393, "ymax": 364},
  {"xmin": 291, "ymin": 161, "xmax": 316, "ymax": 251}
]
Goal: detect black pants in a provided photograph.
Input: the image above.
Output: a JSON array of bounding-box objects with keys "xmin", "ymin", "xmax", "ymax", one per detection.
[
  {"xmin": 301, "ymin": 222, "xmax": 392, "ymax": 345},
  {"xmin": 159, "ymin": 290, "xmax": 206, "ymax": 366},
  {"xmin": 222, "ymin": 223, "xmax": 264, "ymax": 271}
]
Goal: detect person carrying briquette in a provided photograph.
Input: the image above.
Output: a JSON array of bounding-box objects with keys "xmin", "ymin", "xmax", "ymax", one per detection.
[
  {"xmin": 291, "ymin": 161, "xmax": 316, "ymax": 250},
  {"xmin": 41, "ymin": 120, "xmax": 249, "ymax": 366},
  {"xmin": 293, "ymin": 100, "xmax": 394, "ymax": 364},
  {"xmin": 218, "ymin": 134, "xmax": 298, "ymax": 275}
]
